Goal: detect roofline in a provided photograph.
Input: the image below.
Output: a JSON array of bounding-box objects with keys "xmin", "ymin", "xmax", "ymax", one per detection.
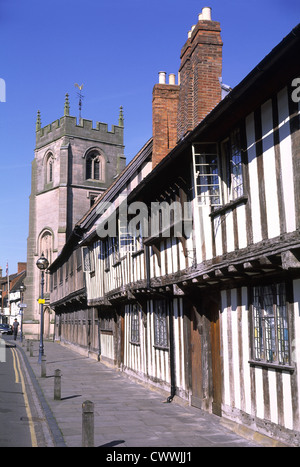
[{"xmin": 48, "ymin": 22, "xmax": 300, "ymax": 267}]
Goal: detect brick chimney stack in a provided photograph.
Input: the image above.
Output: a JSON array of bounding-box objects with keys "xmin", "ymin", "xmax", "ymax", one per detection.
[
  {"xmin": 152, "ymin": 72, "xmax": 180, "ymax": 168},
  {"xmin": 18, "ymin": 262, "xmax": 26, "ymax": 274},
  {"xmin": 177, "ymin": 7, "xmax": 223, "ymax": 140}
]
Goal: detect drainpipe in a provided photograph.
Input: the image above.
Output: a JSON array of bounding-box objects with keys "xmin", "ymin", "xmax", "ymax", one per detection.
[
  {"xmin": 97, "ymin": 308, "xmax": 101, "ymax": 361},
  {"xmin": 167, "ymin": 301, "xmax": 176, "ymax": 403}
]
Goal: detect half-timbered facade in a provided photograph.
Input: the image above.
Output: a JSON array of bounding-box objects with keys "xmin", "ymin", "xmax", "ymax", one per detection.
[
  {"xmin": 50, "ymin": 137, "xmax": 153, "ymax": 362},
  {"xmin": 50, "ymin": 9, "xmax": 300, "ymax": 446}
]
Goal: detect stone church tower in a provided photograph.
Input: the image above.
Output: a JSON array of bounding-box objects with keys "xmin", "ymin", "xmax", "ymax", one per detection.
[{"xmin": 24, "ymin": 95, "xmax": 126, "ymax": 339}]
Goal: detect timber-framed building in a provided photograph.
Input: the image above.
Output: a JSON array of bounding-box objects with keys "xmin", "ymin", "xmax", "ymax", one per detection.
[{"xmin": 49, "ymin": 8, "xmax": 300, "ymax": 446}]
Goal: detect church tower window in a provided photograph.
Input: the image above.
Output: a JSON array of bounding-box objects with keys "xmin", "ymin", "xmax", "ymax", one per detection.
[
  {"xmin": 39, "ymin": 230, "xmax": 53, "ymax": 292},
  {"xmin": 46, "ymin": 153, "xmax": 54, "ymax": 184},
  {"xmin": 86, "ymin": 151, "xmax": 104, "ymax": 181}
]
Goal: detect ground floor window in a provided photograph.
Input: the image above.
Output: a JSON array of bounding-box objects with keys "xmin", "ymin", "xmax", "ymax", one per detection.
[
  {"xmin": 153, "ymin": 300, "xmax": 168, "ymax": 349},
  {"xmin": 252, "ymin": 283, "xmax": 290, "ymax": 365},
  {"xmin": 129, "ymin": 304, "xmax": 141, "ymax": 344}
]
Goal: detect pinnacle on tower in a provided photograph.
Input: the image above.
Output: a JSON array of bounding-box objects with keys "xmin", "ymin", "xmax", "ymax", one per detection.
[
  {"xmin": 64, "ymin": 93, "xmax": 70, "ymax": 116},
  {"xmin": 119, "ymin": 106, "xmax": 124, "ymax": 127},
  {"xmin": 36, "ymin": 110, "xmax": 41, "ymax": 131}
]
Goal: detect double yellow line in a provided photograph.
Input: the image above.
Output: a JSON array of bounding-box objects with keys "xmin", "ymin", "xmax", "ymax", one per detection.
[{"xmin": 11, "ymin": 347, "xmax": 38, "ymax": 447}]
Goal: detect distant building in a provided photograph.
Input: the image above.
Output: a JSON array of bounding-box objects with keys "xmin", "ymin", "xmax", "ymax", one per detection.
[
  {"xmin": 0, "ymin": 263, "xmax": 26, "ymax": 325},
  {"xmin": 24, "ymin": 95, "xmax": 125, "ymax": 339}
]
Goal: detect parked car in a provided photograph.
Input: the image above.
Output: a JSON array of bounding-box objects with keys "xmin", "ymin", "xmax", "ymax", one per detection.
[{"xmin": 0, "ymin": 323, "xmax": 13, "ymax": 335}]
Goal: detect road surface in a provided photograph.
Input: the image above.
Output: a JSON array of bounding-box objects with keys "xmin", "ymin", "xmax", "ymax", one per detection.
[{"xmin": 0, "ymin": 336, "xmax": 53, "ymax": 447}]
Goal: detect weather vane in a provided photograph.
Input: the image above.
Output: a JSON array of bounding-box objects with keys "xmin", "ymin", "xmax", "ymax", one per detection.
[{"xmin": 75, "ymin": 83, "xmax": 84, "ymax": 120}]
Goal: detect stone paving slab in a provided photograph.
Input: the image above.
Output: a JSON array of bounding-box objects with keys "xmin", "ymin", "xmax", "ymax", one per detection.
[{"xmin": 16, "ymin": 339, "xmax": 264, "ymax": 448}]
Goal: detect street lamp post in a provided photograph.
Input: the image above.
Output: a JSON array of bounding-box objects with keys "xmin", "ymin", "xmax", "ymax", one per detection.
[
  {"xmin": 0, "ymin": 290, "xmax": 2, "ymax": 324},
  {"xmin": 19, "ymin": 283, "xmax": 26, "ymax": 343},
  {"xmin": 36, "ymin": 253, "xmax": 49, "ymax": 364}
]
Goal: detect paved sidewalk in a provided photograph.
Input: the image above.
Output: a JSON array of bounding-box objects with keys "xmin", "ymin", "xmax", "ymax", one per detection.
[{"xmin": 16, "ymin": 339, "xmax": 264, "ymax": 448}]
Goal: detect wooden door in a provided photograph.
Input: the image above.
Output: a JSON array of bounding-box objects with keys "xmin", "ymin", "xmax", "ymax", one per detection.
[
  {"xmin": 190, "ymin": 306, "xmax": 203, "ymax": 408},
  {"xmin": 210, "ymin": 302, "xmax": 222, "ymax": 416}
]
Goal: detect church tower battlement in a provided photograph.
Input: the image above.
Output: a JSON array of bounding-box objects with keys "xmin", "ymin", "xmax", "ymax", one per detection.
[{"xmin": 35, "ymin": 109, "xmax": 124, "ymax": 151}]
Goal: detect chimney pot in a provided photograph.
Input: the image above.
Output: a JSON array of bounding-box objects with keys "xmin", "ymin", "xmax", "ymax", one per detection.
[
  {"xmin": 158, "ymin": 71, "xmax": 166, "ymax": 84},
  {"xmin": 201, "ymin": 7, "xmax": 212, "ymax": 21},
  {"xmin": 169, "ymin": 74, "xmax": 176, "ymax": 85}
]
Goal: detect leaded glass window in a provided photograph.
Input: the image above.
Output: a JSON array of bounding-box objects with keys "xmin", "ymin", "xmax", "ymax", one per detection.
[
  {"xmin": 82, "ymin": 246, "xmax": 94, "ymax": 272},
  {"xmin": 192, "ymin": 143, "xmax": 221, "ymax": 207},
  {"xmin": 223, "ymin": 128, "xmax": 244, "ymax": 201},
  {"xmin": 153, "ymin": 300, "xmax": 168, "ymax": 348},
  {"xmin": 253, "ymin": 283, "xmax": 290, "ymax": 365},
  {"xmin": 86, "ymin": 152, "xmax": 103, "ymax": 181},
  {"xmin": 130, "ymin": 304, "xmax": 141, "ymax": 344}
]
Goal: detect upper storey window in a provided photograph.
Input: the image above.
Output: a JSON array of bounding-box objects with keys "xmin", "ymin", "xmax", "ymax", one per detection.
[
  {"xmin": 46, "ymin": 153, "xmax": 54, "ymax": 184},
  {"xmin": 86, "ymin": 151, "xmax": 104, "ymax": 181},
  {"xmin": 192, "ymin": 143, "xmax": 221, "ymax": 207},
  {"xmin": 221, "ymin": 128, "xmax": 244, "ymax": 202},
  {"xmin": 192, "ymin": 128, "xmax": 244, "ymax": 210}
]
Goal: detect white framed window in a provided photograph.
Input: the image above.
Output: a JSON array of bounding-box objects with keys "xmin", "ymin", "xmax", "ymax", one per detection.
[
  {"xmin": 118, "ymin": 218, "xmax": 134, "ymax": 255},
  {"xmin": 192, "ymin": 143, "xmax": 221, "ymax": 207},
  {"xmin": 82, "ymin": 246, "xmax": 95, "ymax": 272}
]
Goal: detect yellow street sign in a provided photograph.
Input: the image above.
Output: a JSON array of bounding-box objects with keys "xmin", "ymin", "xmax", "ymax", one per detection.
[{"xmin": 38, "ymin": 298, "xmax": 45, "ymax": 304}]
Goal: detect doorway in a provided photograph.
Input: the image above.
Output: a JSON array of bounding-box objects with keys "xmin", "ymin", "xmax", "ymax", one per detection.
[
  {"xmin": 190, "ymin": 305, "xmax": 202, "ymax": 408},
  {"xmin": 190, "ymin": 295, "xmax": 222, "ymax": 415},
  {"xmin": 210, "ymin": 300, "xmax": 222, "ymax": 416}
]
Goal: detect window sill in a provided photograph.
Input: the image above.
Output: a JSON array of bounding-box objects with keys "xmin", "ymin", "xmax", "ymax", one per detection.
[
  {"xmin": 209, "ymin": 195, "xmax": 248, "ymax": 218},
  {"xmin": 153, "ymin": 345, "xmax": 169, "ymax": 351},
  {"xmin": 44, "ymin": 182, "xmax": 53, "ymax": 191},
  {"xmin": 129, "ymin": 341, "xmax": 140, "ymax": 346},
  {"xmin": 85, "ymin": 178, "xmax": 105, "ymax": 183},
  {"xmin": 248, "ymin": 360, "xmax": 295, "ymax": 373},
  {"xmin": 131, "ymin": 249, "xmax": 144, "ymax": 258}
]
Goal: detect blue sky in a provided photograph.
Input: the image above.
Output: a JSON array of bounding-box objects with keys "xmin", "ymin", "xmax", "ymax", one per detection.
[{"xmin": 0, "ymin": 0, "xmax": 299, "ymax": 274}]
